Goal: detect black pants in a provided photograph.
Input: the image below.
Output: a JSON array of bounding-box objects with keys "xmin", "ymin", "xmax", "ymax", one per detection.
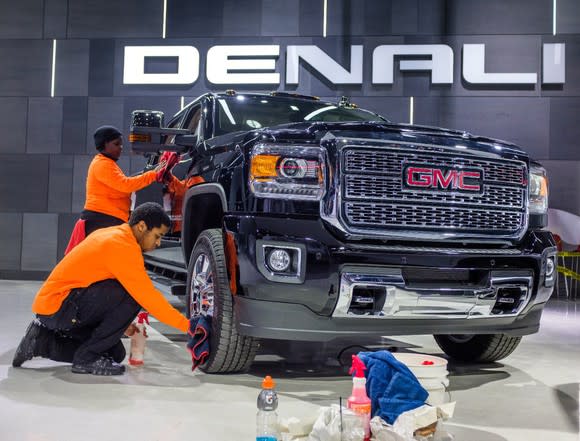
[
  {"xmin": 80, "ymin": 210, "xmax": 124, "ymax": 236},
  {"xmin": 36, "ymin": 279, "xmax": 141, "ymax": 364}
]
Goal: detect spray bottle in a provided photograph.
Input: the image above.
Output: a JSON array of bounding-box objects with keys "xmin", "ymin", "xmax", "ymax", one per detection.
[
  {"xmin": 347, "ymin": 355, "xmax": 371, "ymax": 441},
  {"xmin": 129, "ymin": 311, "xmax": 149, "ymax": 366}
]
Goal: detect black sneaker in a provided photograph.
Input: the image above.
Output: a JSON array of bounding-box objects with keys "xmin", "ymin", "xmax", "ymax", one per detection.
[
  {"xmin": 71, "ymin": 356, "xmax": 126, "ymax": 376},
  {"xmin": 12, "ymin": 320, "xmax": 43, "ymax": 367}
]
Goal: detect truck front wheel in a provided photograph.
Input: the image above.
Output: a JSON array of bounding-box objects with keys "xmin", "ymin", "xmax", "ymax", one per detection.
[
  {"xmin": 433, "ymin": 334, "xmax": 522, "ymax": 363},
  {"xmin": 186, "ymin": 228, "xmax": 259, "ymax": 373}
]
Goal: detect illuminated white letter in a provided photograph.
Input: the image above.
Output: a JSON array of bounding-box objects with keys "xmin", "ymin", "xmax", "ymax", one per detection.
[
  {"xmin": 206, "ymin": 45, "xmax": 280, "ymax": 84},
  {"xmin": 543, "ymin": 43, "xmax": 565, "ymax": 84},
  {"xmin": 123, "ymin": 46, "xmax": 199, "ymax": 85},
  {"xmin": 463, "ymin": 44, "xmax": 537, "ymax": 84},
  {"xmin": 372, "ymin": 45, "xmax": 453, "ymax": 84},
  {"xmin": 286, "ymin": 45, "xmax": 363, "ymax": 84}
]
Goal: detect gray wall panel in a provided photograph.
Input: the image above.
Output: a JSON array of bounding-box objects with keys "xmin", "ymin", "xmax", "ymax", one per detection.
[
  {"xmin": 0, "ymin": 155, "xmax": 49, "ymax": 212},
  {"xmin": 415, "ymin": 97, "xmax": 550, "ymax": 159},
  {"xmin": 0, "ymin": 0, "xmax": 43, "ymax": 39},
  {"xmin": 44, "ymin": 0, "xmax": 68, "ymax": 39},
  {"xmin": 62, "ymin": 97, "xmax": 88, "ymax": 154},
  {"xmin": 0, "ymin": 98, "xmax": 28, "ymax": 154},
  {"xmin": 21, "ymin": 213, "xmax": 58, "ymax": 271},
  {"xmin": 47, "ymin": 155, "xmax": 73, "ymax": 213},
  {"xmin": 549, "ymin": 98, "xmax": 580, "ymax": 160},
  {"xmin": 71, "ymin": 155, "xmax": 92, "ymax": 213},
  {"xmin": 417, "ymin": 0, "xmax": 446, "ymax": 35},
  {"xmin": 542, "ymin": 161, "xmax": 580, "ymax": 215},
  {"xmin": 0, "ymin": 40, "xmax": 51, "ymax": 96},
  {"xmin": 223, "ymin": 0, "xmax": 262, "ymax": 36},
  {"xmin": 86, "ymin": 97, "xmax": 125, "ymax": 153},
  {"xmin": 0, "ymin": 214, "xmax": 22, "ymax": 270},
  {"xmin": 446, "ymin": 0, "xmax": 552, "ymax": 35},
  {"xmin": 392, "ymin": 0, "xmax": 418, "ymax": 35},
  {"xmin": 262, "ymin": 0, "xmax": 299, "ymax": 36},
  {"xmin": 557, "ymin": 0, "xmax": 580, "ymax": 34},
  {"xmin": 68, "ymin": 0, "xmax": 163, "ymax": 38},
  {"xmin": 26, "ymin": 98, "xmax": 63, "ymax": 154},
  {"xmin": 346, "ymin": 96, "xmax": 409, "ymax": 125},
  {"xmin": 327, "ymin": 0, "xmax": 394, "ymax": 36},
  {"xmin": 88, "ymin": 40, "xmax": 115, "ymax": 97},
  {"xmin": 299, "ymin": 0, "xmax": 324, "ymax": 36},
  {"xmin": 130, "ymin": 156, "xmax": 149, "ymax": 175},
  {"xmin": 55, "ymin": 40, "xmax": 90, "ymax": 96},
  {"xmin": 166, "ymin": 0, "xmax": 224, "ymax": 37},
  {"xmin": 57, "ymin": 213, "xmax": 79, "ymax": 261}
]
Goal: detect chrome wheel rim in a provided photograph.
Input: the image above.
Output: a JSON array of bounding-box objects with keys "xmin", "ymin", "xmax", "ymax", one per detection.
[{"xmin": 190, "ymin": 253, "xmax": 214, "ymax": 317}]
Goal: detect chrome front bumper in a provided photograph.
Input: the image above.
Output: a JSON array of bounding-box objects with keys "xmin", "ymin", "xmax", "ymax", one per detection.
[{"xmin": 333, "ymin": 268, "xmax": 534, "ymax": 319}]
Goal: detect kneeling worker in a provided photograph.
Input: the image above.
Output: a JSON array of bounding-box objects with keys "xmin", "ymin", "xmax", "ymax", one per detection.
[{"xmin": 12, "ymin": 202, "xmax": 191, "ymax": 375}]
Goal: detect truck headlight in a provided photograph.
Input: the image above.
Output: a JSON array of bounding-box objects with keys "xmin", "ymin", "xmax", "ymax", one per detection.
[
  {"xmin": 249, "ymin": 144, "xmax": 326, "ymax": 200},
  {"xmin": 529, "ymin": 168, "xmax": 548, "ymax": 214}
]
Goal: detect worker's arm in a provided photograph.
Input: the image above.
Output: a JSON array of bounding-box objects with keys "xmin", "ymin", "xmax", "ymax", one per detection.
[
  {"xmin": 107, "ymin": 245, "xmax": 189, "ymax": 333},
  {"xmin": 95, "ymin": 159, "xmax": 157, "ymax": 193}
]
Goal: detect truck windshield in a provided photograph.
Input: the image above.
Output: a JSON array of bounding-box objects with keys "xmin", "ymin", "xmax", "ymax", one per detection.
[{"xmin": 214, "ymin": 95, "xmax": 386, "ymax": 135}]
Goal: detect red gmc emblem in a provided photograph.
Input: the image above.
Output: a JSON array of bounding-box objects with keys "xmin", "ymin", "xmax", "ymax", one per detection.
[{"xmin": 403, "ymin": 164, "xmax": 483, "ymax": 192}]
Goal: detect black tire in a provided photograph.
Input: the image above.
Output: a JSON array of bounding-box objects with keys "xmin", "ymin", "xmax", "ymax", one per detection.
[
  {"xmin": 433, "ymin": 334, "xmax": 522, "ymax": 363},
  {"xmin": 186, "ymin": 229, "xmax": 259, "ymax": 373}
]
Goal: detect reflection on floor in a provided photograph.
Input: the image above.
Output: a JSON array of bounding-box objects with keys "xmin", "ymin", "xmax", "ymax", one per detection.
[{"xmin": 0, "ymin": 281, "xmax": 578, "ymax": 441}]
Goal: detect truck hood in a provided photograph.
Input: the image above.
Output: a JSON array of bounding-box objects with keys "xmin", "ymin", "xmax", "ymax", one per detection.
[{"xmin": 257, "ymin": 121, "xmax": 528, "ymax": 160}]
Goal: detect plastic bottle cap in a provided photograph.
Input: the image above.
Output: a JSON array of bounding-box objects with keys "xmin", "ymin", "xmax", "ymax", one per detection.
[{"xmin": 262, "ymin": 375, "xmax": 275, "ymax": 389}]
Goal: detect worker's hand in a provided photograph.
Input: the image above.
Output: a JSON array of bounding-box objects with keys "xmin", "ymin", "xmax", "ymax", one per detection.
[
  {"xmin": 155, "ymin": 152, "xmax": 180, "ymax": 184},
  {"xmin": 153, "ymin": 160, "xmax": 167, "ymax": 174}
]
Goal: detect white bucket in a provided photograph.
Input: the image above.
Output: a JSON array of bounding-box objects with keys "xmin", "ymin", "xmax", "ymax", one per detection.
[{"xmin": 392, "ymin": 352, "xmax": 449, "ymax": 406}]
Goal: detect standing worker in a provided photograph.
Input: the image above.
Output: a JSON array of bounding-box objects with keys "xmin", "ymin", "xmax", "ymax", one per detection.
[
  {"xmin": 12, "ymin": 202, "xmax": 197, "ymax": 376},
  {"xmin": 80, "ymin": 125, "xmax": 165, "ymax": 237}
]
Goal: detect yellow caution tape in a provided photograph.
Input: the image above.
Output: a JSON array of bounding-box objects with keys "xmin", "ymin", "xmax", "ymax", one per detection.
[
  {"xmin": 558, "ymin": 251, "xmax": 580, "ymax": 257},
  {"xmin": 557, "ymin": 265, "xmax": 580, "ymax": 281}
]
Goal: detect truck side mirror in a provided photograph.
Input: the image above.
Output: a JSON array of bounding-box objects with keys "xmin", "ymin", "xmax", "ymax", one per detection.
[{"xmin": 129, "ymin": 109, "xmax": 190, "ymax": 154}]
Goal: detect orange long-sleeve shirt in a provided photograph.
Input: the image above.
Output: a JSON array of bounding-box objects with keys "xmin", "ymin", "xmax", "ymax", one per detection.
[
  {"xmin": 84, "ymin": 154, "xmax": 156, "ymax": 222},
  {"xmin": 32, "ymin": 224, "xmax": 189, "ymax": 333}
]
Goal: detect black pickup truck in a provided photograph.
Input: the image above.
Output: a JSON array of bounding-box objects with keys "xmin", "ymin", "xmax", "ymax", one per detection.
[{"xmin": 130, "ymin": 91, "xmax": 556, "ymax": 373}]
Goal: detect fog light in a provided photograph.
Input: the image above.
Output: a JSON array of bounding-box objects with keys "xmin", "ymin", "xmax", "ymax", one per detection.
[
  {"xmin": 546, "ymin": 257, "xmax": 555, "ymax": 278},
  {"xmin": 267, "ymin": 249, "xmax": 291, "ymax": 272}
]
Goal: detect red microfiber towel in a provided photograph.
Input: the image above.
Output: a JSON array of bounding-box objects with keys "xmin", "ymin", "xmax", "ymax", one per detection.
[
  {"xmin": 186, "ymin": 315, "xmax": 212, "ymax": 371},
  {"xmin": 156, "ymin": 151, "xmax": 180, "ymax": 183},
  {"xmin": 64, "ymin": 219, "xmax": 86, "ymax": 255}
]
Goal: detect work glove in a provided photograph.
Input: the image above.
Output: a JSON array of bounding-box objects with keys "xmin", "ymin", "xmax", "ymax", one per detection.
[
  {"xmin": 186, "ymin": 315, "xmax": 212, "ymax": 371},
  {"xmin": 155, "ymin": 151, "xmax": 180, "ymax": 183}
]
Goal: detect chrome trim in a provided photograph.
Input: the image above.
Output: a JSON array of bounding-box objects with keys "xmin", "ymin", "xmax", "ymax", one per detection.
[
  {"xmin": 333, "ymin": 270, "xmax": 533, "ymax": 319},
  {"xmin": 335, "ymin": 244, "xmax": 522, "ymax": 255},
  {"xmin": 256, "ymin": 240, "xmax": 306, "ymax": 284},
  {"xmin": 320, "ymin": 136, "xmax": 529, "ymax": 242}
]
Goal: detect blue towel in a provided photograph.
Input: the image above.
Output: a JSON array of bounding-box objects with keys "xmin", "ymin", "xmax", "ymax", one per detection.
[
  {"xmin": 358, "ymin": 351, "xmax": 428, "ymax": 424},
  {"xmin": 186, "ymin": 315, "xmax": 212, "ymax": 371}
]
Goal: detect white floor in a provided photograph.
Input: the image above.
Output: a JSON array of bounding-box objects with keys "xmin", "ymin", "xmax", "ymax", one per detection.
[{"xmin": 0, "ymin": 280, "xmax": 578, "ymax": 441}]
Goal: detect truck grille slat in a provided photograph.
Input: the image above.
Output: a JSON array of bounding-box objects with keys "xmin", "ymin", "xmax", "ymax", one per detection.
[{"xmin": 340, "ymin": 146, "xmax": 527, "ymax": 236}]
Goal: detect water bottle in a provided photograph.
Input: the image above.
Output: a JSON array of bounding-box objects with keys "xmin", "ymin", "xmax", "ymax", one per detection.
[{"xmin": 256, "ymin": 375, "xmax": 279, "ymax": 441}]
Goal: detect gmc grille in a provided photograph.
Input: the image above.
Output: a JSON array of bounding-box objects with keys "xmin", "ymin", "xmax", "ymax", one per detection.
[{"xmin": 340, "ymin": 146, "xmax": 527, "ymax": 235}]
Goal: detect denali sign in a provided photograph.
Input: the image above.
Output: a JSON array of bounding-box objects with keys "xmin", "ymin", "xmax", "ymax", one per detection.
[
  {"xmin": 123, "ymin": 43, "xmax": 565, "ymax": 86},
  {"xmin": 403, "ymin": 165, "xmax": 483, "ymax": 193}
]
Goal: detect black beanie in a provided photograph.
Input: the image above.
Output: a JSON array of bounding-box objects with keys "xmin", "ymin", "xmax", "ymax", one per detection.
[{"xmin": 94, "ymin": 125, "xmax": 122, "ymax": 150}]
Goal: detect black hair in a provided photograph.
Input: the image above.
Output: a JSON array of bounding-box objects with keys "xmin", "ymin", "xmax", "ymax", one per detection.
[
  {"xmin": 94, "ymin": 125, "xmax": 122, "ymax": 151},
  {"xmin": 129, "ymin": 202, "xmax": 171, "ymax": 230}
]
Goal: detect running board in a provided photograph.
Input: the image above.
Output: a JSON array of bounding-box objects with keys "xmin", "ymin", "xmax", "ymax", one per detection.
[{"xmin": 144, "ymin": 247, "xmax": 188, "ymax": 297}]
